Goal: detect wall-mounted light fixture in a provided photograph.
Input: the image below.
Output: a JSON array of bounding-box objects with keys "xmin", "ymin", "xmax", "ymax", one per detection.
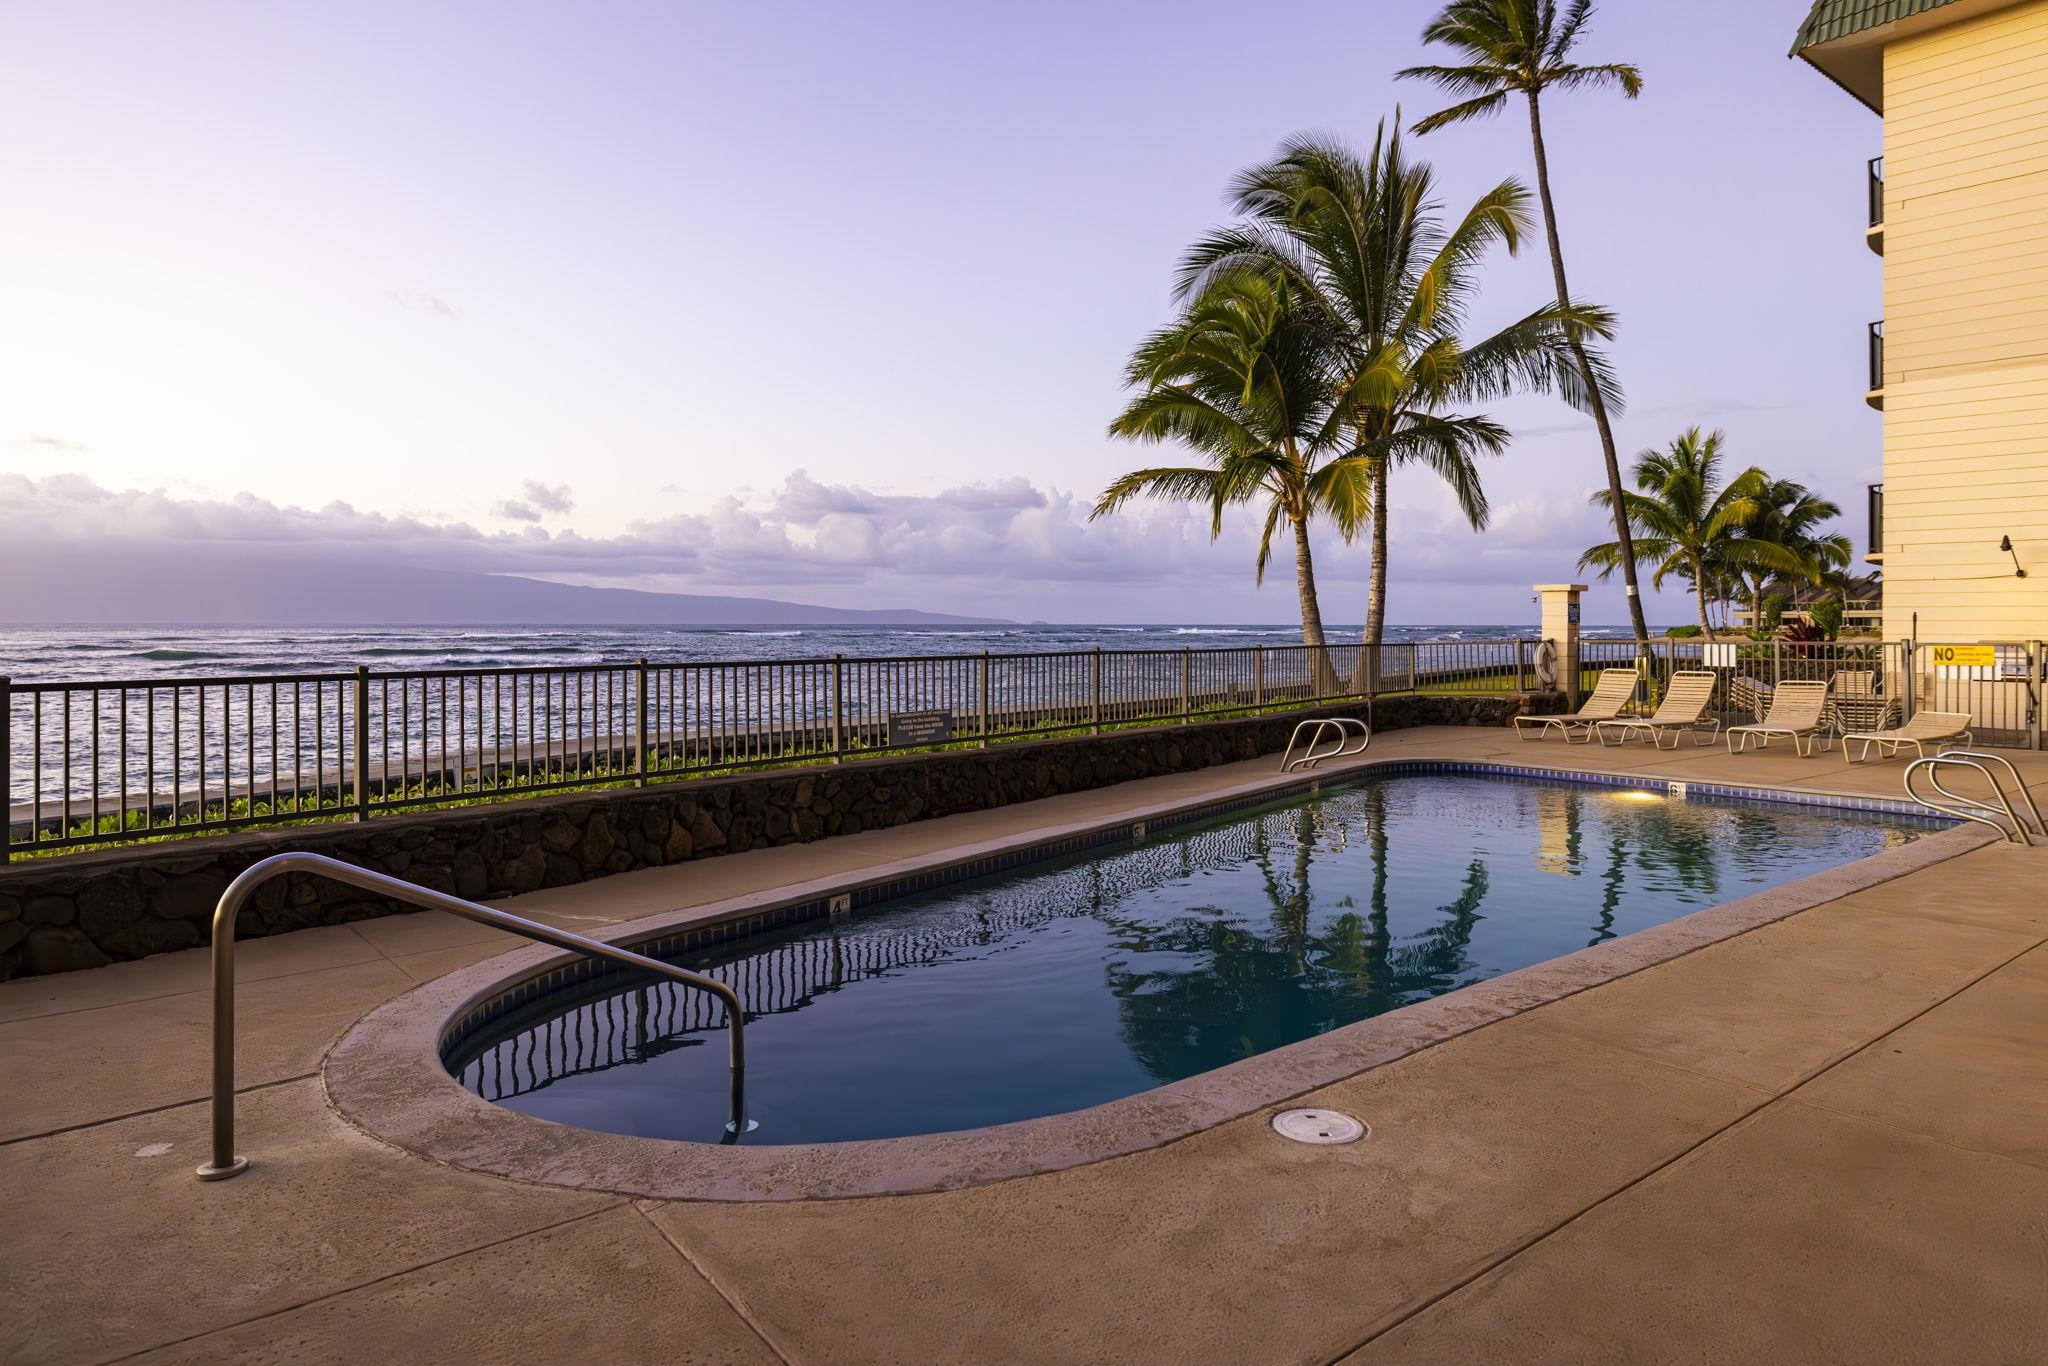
[{"xmin": 2000, "ymin": 535, "xmax": 2027, "ymax": 578}]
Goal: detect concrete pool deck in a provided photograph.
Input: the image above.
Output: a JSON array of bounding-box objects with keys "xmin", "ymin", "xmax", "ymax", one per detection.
[{"xmin": 4, "ymin": 725, "xmax": 2046, "ymax": 1362}]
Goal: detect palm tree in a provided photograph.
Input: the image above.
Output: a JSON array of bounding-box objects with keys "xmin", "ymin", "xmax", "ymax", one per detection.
[
  {"xmin": 1579, "ymin": 428, "xmax": 1807, "ymax": 636},
  {"xmin": 1176, "ymin": 122, "xmax": 1614, "ymax": 644},
  {"xmin": 1399, "ymin": 0, "xmax": 1652, "ymax": 652},
  {"xmin": 1093, "ymin": 272, "xmax": 1367, "ymax": 646},
  {"xmin": 1734, "ymin": 477, "xmax": 1852, "ymax": 623}
]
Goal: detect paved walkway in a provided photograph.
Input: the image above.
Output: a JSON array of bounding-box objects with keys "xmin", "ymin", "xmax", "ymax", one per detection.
[{"xmin": 4, "ymin": 727, "xmax": 2046, "ymax": 1362}]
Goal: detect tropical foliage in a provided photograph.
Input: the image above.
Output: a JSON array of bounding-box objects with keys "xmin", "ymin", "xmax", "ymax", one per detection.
[
  {"xmin": 1730, "ymin": 476, "xmax": 1852, "ymax": 622},
  {"xmin": 1096, "ymin": 121, "xmax": 1612, "ymax": 646},
  {"xmin": 1174, "ymin": 122, "xmax": 1613, "ymax": 644},
  {"xmin": 1093, "ymin": 271, "xmax": 1366, "ymax": 646},
  {"xmin": 1400, "ymin": 0, "xmax": 1652, "ymax": 648},
  {"xmin": 1092, "ymin": 9, "xmax": 1858, "ymax": 644},
  {"xmin": 1579, "ymin": 428, "xmax": 1828, "ymax": 636}
]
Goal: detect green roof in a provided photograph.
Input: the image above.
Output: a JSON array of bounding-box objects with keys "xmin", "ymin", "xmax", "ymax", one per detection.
[{"xmin": 1791, "ymin": 0, "xmax": 1960, "ymax": 53}]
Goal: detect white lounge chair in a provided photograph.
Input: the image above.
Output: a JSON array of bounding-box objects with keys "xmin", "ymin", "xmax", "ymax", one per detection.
[
  {"xmin": 1513, "ymin": 668, "xmax": 1640, "ymax": 744},
  {"xmin": 1842, "ymin": 710, "xmax": 1974, "ymax": 764},
  {"xmin": 1594, "ymin": 671, "xmax": 1721, "ymax": 750},
  {"xmin": 1726, "ymin": 680, "xmax": 1832, "ymax": 757}
]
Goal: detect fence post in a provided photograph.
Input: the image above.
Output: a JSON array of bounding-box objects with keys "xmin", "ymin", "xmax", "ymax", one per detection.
[
  {"xmin": 1180, "ymin": 647, "xmax": 1191, "ymax": 724},
  {"xmin": 351, "ymin": 666, "xmax": 370, "ymax": 822},
  {"xmin": 830, "ymin": 654, "xmax": 844, "ymax": 763},
  {"xmin": 1900, "ymin": 639, "xmax": 1916, "ymax": 723},
  {"xmin": 978, "ymin": 650, "xmax": 990, "ymax": 749},
  {"xmin": 1771, "ymin": 639, "xmax": 1783, "ymax": 689},
  {"xmin": 1090, "ymin": 647, "xmax": 1103, "ymax": 735},
  {"xmin": 1254, "ymin": 645, "xmax": 1265, "ymax": 714},
  {"xmin": 634, "ymin": 658, "xmax": 649, "ymax": 786},
  {"xmin": 1, "ymin": 675, "xmax": 11, "ymax": 864},
  {"xmin": 2032, "ymin": 641, "xmax": 2043, "ymax": 751}
]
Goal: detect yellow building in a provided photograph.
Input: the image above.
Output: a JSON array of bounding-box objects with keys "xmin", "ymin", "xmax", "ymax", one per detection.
[{"xmin": 1795, "ymin": 0, "xmax": 2048, "ymax": 643}]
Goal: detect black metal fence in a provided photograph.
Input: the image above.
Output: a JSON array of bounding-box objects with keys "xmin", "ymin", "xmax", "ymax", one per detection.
[
  {"xmin": 11, "ymin": 636, "xmax": 2037, "ymax": 860},
  {"xmin": 1581, "ymin": 638, "xmax": 2042, "ymax": 749},
  {"xmin": 2, "ymin": 640, "xmax": 1543, "ymax": 858}
]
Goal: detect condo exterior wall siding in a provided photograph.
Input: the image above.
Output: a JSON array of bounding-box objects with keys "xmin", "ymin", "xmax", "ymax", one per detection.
[{"xmin": 1880, "ymin": 0, "xmax": 2048, "ymax": 637}]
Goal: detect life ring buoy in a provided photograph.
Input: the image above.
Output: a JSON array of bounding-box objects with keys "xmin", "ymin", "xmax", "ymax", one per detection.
[{"xmin": 1533, "ymin": 640, "xmax": 1560, "ymax": 691}]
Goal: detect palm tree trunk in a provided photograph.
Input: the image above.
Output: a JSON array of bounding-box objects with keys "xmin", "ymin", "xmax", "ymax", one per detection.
[
  {"xmin": 1365, "ymin": 459, "xmax": 1389, "ymax": 647},
  {"xmin": 1291, "ymin": 512, "xmax": 1328, "ymax": 648},
  {"xmin": 1693, "ymin": 562, "xmax": 1713, "ymax": 637},
  {"xmin": 1525, "ymin": 90, "xmax": 1651, "ymax": 655}
]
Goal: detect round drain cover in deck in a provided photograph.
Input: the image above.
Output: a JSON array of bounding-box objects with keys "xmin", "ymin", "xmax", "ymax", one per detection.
[{"xmin": 1272, "ymin": 1108, "xmax": 1366, "ymax": 1145}]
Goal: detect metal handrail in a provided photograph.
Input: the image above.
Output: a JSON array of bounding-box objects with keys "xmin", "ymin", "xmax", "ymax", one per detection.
[
  {"xmin": 197, "ymin": 851, "xmax": 750, "ymax": 1181},
  {"xmin": 1280, "ymin": 716, "xmax": 1371, "ymax": 773},
  {"xmin": 1903, "ymin": 751, "xmax": 2044, "ymax": 846}
]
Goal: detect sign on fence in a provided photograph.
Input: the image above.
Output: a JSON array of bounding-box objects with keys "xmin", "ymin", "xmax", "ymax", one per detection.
[
  {"xmin": 886, "ymin": 709, "xmax": 955, "ymax": 747},
  {"xmin": 1931, "ymin": 644, "xmax": 1998, "ymax": 679},
  {"xmin": 1703, "ymin": 643, "xmax": 1738, "ymax": 669}
]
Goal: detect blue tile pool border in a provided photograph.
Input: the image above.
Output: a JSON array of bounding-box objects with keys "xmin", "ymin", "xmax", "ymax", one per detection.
[{"xmin": 436, "ymin": 759, "xmax": 1956, "ymax": 1064}]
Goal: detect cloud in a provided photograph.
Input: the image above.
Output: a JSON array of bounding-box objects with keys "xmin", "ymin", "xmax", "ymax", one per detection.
[
  {"xmin": 492, "ymin": 479, "xmax": 576, "ymax": 522},
  {"xmin": 386, "ymin": 290, "xmax": 458, "ymax": 319},
  {"xmin": 14, "ymin": 434, "xmax": 87, "ymax": 452},
  {"xmin": 0, "ymin": 468, "xmax": 1683, "ymax": 622}
]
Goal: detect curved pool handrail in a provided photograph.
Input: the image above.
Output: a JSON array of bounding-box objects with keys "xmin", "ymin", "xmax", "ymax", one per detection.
[
  {"xmin": 1281, "ymin": 716, "xmax": 1371, "ymax": 773},
  {"xmin": 198, "ymin": 851, "xmax": 748, "ymax": 1182},
  {"xmin": 1903, "ymin": 751, "xmax": 2042, "ymax": 846}
]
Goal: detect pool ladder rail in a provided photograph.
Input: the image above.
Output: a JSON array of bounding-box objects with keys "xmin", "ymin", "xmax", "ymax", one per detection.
[
  {"xmin": 196, "ymin": 851, "xmax": 752, "ymax": 1183},
  {"xmin": 1281, "ymin": 715, "xmax": 1371, "ymax": 773},
  {"xmin": 1902, "ymin": 751, "xmax": 2045, "ymax": 846}
]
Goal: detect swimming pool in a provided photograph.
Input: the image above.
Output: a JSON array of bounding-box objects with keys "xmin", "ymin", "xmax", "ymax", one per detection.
[{"xmin": 446, "ymin": 772, "xmax": 1941, "ymax": 1145}]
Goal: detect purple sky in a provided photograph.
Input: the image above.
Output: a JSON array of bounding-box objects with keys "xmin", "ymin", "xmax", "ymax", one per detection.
[{"xmin": 0, "ymin": 0, "xmax": 1877, "ymax": 625}]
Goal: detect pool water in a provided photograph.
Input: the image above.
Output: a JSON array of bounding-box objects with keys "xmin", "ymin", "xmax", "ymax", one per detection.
[{"xmin": 448, "ymin": 774, "xmax": 1936, "ymax": 1144}]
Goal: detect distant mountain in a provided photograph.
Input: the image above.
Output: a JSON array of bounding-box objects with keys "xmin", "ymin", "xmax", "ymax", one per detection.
[{"xmin": 0, "ymin": 549, "xmax": 1009, "ymax": 626}]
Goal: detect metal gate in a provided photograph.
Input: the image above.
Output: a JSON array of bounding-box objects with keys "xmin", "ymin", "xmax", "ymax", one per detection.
[{"xmin": 1909, "ymin": 641, "xmax": 2042, "ymax": 750}]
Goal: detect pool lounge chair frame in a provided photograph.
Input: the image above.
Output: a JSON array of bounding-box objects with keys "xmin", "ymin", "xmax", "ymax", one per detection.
[
  {"xmin": 1594, "ymin": 671, "xmax": 1722, "ymax": 750},
  {"xmin": 1843, "ymin": 710, "xmax": 1974, "ymax": 764},
  {"xmin": 1725, "ymin": 680, "xmax": 1833, "ymax": 757},
  {"xmin": 1513, "ymin": 668, "xmax": 1641, "ymax": 744}
]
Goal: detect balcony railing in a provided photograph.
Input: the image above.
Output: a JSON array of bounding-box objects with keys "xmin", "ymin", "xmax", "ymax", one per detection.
[
  {"xmin": 1868, "ymin": 482, "xmax": 1884, "ymax": 557},
  {"xmin": 1868, "ymin": 157, "xmax": 1884, "ymax": 228},
  {"xmin": 1867, "ymin": 320, "xmax": 1884, "ymax": 405}
]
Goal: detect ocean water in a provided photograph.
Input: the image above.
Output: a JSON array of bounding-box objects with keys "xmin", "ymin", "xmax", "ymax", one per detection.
[{"xmin": 0, "ymin": 622, "xmax": 1646, "ymax": 685}]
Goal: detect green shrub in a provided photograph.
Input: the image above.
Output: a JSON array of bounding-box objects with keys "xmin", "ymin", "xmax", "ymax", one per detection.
[
  {"xmin": 1747, "ymin": 592, "xmax": 1789, "ymax": 641},
  {"xmin": 1808, "ymin": 595, "xmax": 1845, "ymax": 641},
  {"xmin": 1665, "ymin": 624, "xmax": 1703, "ymax": 639}
]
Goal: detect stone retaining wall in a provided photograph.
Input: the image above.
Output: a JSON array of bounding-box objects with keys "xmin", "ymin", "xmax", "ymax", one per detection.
[{"xmin": 0, "ymin": 692, "xmax": 1554, "ymax": 978}]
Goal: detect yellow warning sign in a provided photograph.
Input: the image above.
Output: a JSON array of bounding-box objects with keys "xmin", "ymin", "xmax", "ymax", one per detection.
[{"xmin": 1929, "ymin": 644, "xmax": 1997, "ymax": 668}]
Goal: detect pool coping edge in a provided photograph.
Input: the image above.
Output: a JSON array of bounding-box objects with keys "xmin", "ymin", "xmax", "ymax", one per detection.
[{"xmin": 321, "ymin": 754, "xmax": 1995, "ymax": 1203}]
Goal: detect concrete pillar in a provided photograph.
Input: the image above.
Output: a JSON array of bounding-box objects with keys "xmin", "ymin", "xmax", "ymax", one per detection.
[{"xmin": 1534, "ymin": 583, "xmax": 1588, "ymax": 707}]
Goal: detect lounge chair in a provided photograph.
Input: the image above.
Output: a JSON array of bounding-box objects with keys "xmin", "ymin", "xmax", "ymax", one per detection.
[
  {"xmin": 1513, "ymin": 668, "xmax": 1640, "ymax": 744},
  {"xmin": 1726, "ymin": 680, "xmax": 1832, "ymax": 757},
  {"xmin": 1594, "ymin": 671, "xmax": 1721, "ymax": 750},
  {"xmin": 1842, "ymin": 710, "xmax": 1974, "ymax": 763},
  {"xmin": 1727, "ymin": 674, "xmax": 1771, "ymax": 724}
]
